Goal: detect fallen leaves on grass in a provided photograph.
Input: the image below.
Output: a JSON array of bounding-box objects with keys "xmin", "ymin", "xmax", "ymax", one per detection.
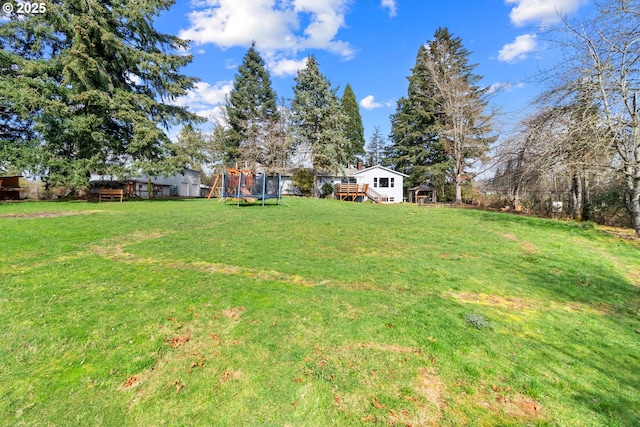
[
  {"xmin": 166, "ymin": 335, "xmax": 190, "ymax": 348},
  {"xmin": 361, "ymin": 414, "xmax": 378, "ymax": 423},
  {"xmin": 122, "ymin": 376, "xmax": 139, "ymax": 388},
  {"xmin": 171, "ymin": 380, "xmax": 185, "ymax": 394},
  {"xmin": 372, "ymin": 396, "xmax": 385, "ymax": 409},
  {"xmin": 188, "ymin": 357, "xmax": 206, "ymax": 373}
]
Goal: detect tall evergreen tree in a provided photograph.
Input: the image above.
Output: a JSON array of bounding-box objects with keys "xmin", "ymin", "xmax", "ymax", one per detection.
[
  {"xmin": 341, "ymin": 83, "xmax": 365, "ymax": 165},
  {"xmin": 225, "ymin": 41, "xmax": 279, "ymax": 167},
  {"xmin": 365, "ymin": 126, "xmax": 387, "ymax": 167},
  {"xmin": 291, "ymin": 55, "xmax": 347, "ymax": 197},
  {"xmin": 0, "ymin": 0, "xmax": 201, "ymax": 188},
  {"xmin": 173, "ymin": 124, "xmax": 212, "ymax": 177},
  {"xmin": 423, "ymin": 28, "xmax": 495, "ymax": 203},
  {"xmin": 387, "ymin": 45, "xmax": 448, "ymax": 188},
  {"xmin": 388, "ymin": 28, "xmax": 494, "ymax": 200}
]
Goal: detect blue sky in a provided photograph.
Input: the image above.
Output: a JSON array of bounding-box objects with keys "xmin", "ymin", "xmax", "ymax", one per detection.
[{"xmin": 158, "ymin": 0, "xmax": 595, "ymax": 144}]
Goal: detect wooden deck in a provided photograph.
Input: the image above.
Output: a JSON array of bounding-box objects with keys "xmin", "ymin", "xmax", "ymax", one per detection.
[
  {"xmin": 334, "ymin": 183, "xmax": 388, "ymax": 203},
  {"xmin": 334, "ymin": 183, "xmax": 368, "ymax": 201}
]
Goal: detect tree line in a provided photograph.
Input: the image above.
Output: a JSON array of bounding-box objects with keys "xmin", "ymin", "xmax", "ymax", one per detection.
[
  {"xmin": 1, "ymin": 0, "xmax": 639, "ymax": 235},
  {"xmin": 179, "ymin": 28, "xmax": 496, "ymax": 205},
  {"xmin": 492, "ymin": 0, "xmax": 640, "ymax": 236}
]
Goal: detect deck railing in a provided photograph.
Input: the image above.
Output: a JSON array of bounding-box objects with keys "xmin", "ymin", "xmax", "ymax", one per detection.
[
  {"xmin": 334, "ymin": 183, "xmax": 389, "ymax": 203},
  {"xmin": 334, "ymin": 183, "xmax": 368, "ymax": 194}
]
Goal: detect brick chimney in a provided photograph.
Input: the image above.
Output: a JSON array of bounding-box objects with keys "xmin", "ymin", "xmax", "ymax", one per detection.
[{"xmin": 357, "ymin": 160, "xmax": 363, "ymax": 170}]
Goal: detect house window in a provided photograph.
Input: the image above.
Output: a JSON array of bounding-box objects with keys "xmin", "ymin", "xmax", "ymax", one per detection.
[
  {"xmin": 389, "ymin": 197, "xmax": 394, "ymax": 202},
  {"xmin": 379, "ymin": 177, "xmax": 389, "ymax": 188},
  {"xmin": 391, "ymin": 178, "xmax": 395, "ymax": 188},
  {"xmin": 374, "ymin": 177, "xmax": 378, "ymax": 187}
]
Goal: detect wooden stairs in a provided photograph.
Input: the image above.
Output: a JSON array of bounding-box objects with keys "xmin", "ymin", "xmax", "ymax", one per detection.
[{"xmin": 365, "ymin": 186, "xmax": 388, "ymax": 203}]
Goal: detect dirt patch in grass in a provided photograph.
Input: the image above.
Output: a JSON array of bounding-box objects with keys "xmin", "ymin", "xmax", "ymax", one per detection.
[
  {"xmin": 445, "ymin": 291, "xmax": 537, "ymax": 311},
  {"xmin": 191, "ymin": 261, "xmax": 317, "ymax": 287},
  {"xmin": 87, "ymin": 233, "xmax": 380, "ymax": 290},
  {"xmin": 597, "ymin": 225, "xmax": 639, "ymax": 242},
  {"xmin": 220, "ymin": 370, "xmax": 243, "ymax": 383},
  {"xmin": 500, "ymin": 233, "xmax": 538, "ymax": 253},
  {"xmin": 90, "ymin": 231, "xmax": 168, "ymax": 260},
  {"xmin": 413, "ymin": 367, "xmax": 446, "ymax": 425},
  {"xmin": 480, "ymin": 384, "xmax": 544, "ymax": 421},
  {"xmin": 628, "ymin": 270, "xmax": 640, "ymax": 288},
  {"xmin": 416, "ymin": 367, "xmax": 445, "ymax": 408},
  {"xmin": 357, "ymin": 342, "xmax": 422, "ymax": 355},
  {"xmin": 0, "ymin": 210, "xmax": 103, "ymax": 219},
  {"xmin": 446, "ymin": 291, "xmax": 612, "ymax": 316},
  {"xmin": 222, "ymin": 307, "xmax": 246, "ymax": 320},
  {"xmin": 89, "ymin": 234, "xmax": 343, "ymax": 288}
]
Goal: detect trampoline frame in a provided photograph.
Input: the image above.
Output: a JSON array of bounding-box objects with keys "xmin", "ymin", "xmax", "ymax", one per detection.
[{"xmin": 221, "ymin": 169, "xmax": 282, "ymax": 206}]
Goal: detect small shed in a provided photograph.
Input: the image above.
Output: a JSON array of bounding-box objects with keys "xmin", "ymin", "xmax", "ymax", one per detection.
[
  {"xmin": 408, "ymin": 185, "xmax": 437, "ymax": 204},
  {"xmin": 0, "ymin": 176, "xmax": 25, "ymax": 200}
]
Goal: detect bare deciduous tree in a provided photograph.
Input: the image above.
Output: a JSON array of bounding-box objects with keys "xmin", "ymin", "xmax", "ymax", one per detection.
[{"xmin": 552, "ymin": 0, "xmax": 640, "ymax": 234}]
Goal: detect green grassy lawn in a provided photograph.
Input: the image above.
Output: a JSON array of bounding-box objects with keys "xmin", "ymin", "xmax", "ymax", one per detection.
[{"xmin": 1, "ymin": 198, "xmax": 638, "ymax": 426}]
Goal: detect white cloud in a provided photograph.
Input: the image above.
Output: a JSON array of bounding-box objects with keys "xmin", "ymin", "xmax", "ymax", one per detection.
[
  {"xmin": 266, "ymin": 56, "xmax": 308, "ymax": 77},
  {"xmin": 381, "ymin": 0, "xmax": 397, "ymax": 17},
  {"xmin": 505, "ymin": 0, "xmax": 587, "ymax": 27},
  {"xmin": 174, "ymin": 81, "xmax": 233, "ymax": 119},
  {"xmin": 178, "ymin": 0, "xmax": 354, "ymax": 75},
  {"xmin": 487, "ymin": 81, "xmax": 525, "ymax": 94},
  {"xmin": 498, "ymin": 33, "xmax": 537, "ymax": 62},
  {"xmin": 360, "ymin": 95, "xmax": 383, "ymax": 110},
  {"xmin": 194, "ymin": 106, "xmax": 227, "ymax": 121}
]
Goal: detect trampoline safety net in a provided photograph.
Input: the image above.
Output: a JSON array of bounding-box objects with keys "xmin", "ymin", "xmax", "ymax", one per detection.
[{"xmin": 222, "ymin": 171, "xmax": 281, "ymax": 205}]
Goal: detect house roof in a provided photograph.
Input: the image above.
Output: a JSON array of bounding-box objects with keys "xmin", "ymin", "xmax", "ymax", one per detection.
[
  {"xmin": 352, "ymin": 164, "xmax": 409, "ymax": 177},
  {"xmin": 281, "ymin": 165, "xmax": 408, "ymax": 179},
  {"xmin": 315, "ymin": 167, "xmax": 359, "ymax": 178},
  {"xmin": 409, "ymin": 185, "xmax": 436, "ymax": 191}
]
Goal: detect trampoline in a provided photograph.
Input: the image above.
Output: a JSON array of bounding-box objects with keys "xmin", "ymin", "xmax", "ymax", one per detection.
[{"xmin": 222, "ymin": 169, "xmax": 282, "ymax": 206}]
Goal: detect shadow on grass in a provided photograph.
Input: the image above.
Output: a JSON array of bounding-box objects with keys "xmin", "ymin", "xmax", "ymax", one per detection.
[
  {"xmin": 453, "ymin": 208, "xmax": 638, "ymax": 305},
  {"xmin": 528, "ymin": 332, "xmax": 640, "ymax": 425}
]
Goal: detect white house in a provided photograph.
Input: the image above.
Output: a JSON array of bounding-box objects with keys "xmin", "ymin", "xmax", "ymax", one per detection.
[
  {"xmin": 141, "ymin": 169, "xmax": 201, "ymax": 197},
  {"xmin": 351, "ymin": 165, "xmax": 407, "ymax": 203},
  {"xmin": 280, "ymin": 164, "xmax": 407, "ymax": 203}
]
